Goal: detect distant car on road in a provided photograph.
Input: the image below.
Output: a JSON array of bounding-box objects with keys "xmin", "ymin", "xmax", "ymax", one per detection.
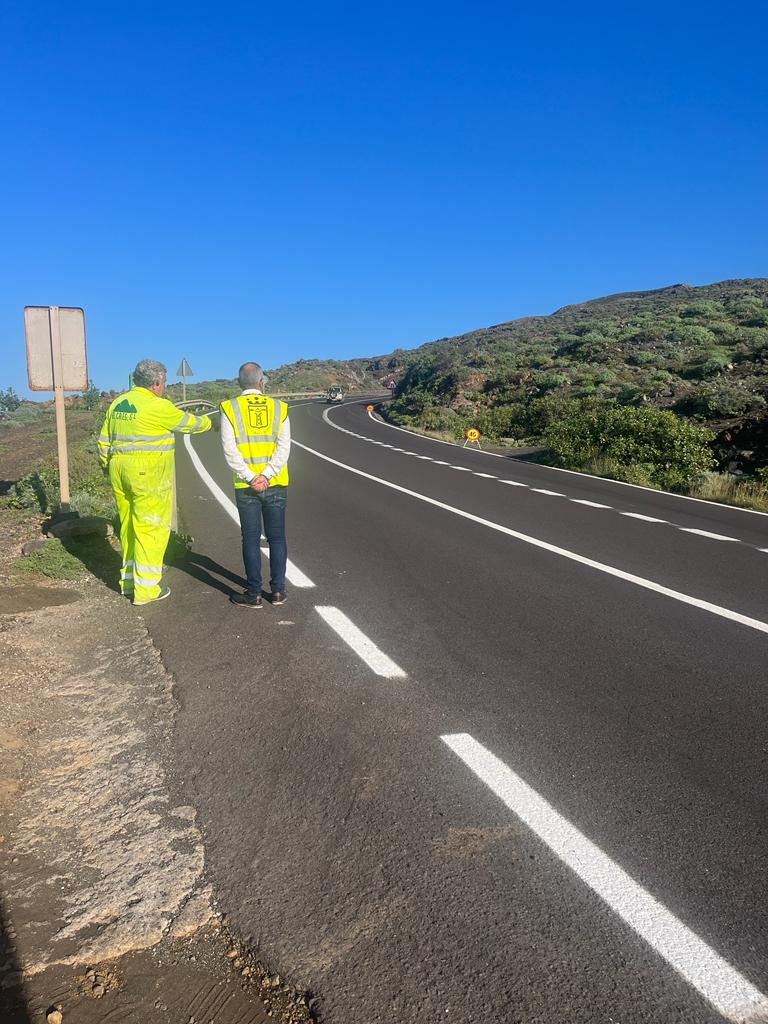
[{"xmin": 326, "ymin": 386, "xmax": 345, "ymax": 403}]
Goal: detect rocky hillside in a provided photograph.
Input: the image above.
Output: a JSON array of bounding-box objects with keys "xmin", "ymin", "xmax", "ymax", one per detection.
[
  {"xmin": 264, "ymin": 355, "xmax": 402, "ymax": 393},
  {"xmin": 387, "ymin": 279, "xmax": 768, "ymax": 474}
]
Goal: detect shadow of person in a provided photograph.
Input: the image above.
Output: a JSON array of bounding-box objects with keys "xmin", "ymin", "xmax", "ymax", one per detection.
[
  {"xmin": 0, "ymin": 894, "xmax": 32, "ymax": 1023},
  {"xmin": 168, "ymin": 551, "xmax": 247, "ymax": 596},
  {"xmin": 57, "ymin": 534, "xmax": 123, "ymax": 593},
  {"xmin": 54, "ymin": 525, "xmax": 248, "ymax": 599}
]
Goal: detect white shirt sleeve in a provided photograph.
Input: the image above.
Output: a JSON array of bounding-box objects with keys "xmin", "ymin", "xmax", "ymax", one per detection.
[{"xmin": 220, "ymin": 408, "xmax": 256, "ymax": 483}]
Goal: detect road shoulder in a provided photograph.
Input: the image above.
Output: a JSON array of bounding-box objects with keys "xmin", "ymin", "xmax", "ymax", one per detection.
[{"xmin": 0, "ymin": 508, "xmax": 313, "ymax": 1023}]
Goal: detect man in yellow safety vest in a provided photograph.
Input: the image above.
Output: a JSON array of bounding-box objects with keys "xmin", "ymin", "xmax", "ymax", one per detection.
[
  {"xmin": 220, "ymin": 362, "xmax": 290, "ymax": 609},
  {"xmin": 99, "ymin": 359, "xmax": 212, "ymax": 605}
]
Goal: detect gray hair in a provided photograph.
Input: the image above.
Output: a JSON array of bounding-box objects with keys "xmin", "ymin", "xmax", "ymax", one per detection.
[
  {"xmin": 133, "ymin": 359, "xmax": 167, "ymax": 388},
  {"xmin": 238, "ymin": 362, "xmax": 265, "ymax": 389}
]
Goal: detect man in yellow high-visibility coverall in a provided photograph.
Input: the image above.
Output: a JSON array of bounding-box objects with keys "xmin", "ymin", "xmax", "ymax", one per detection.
[{"xmin": 98, "ymin": 359, "xmax": 211, "ymax": 605}]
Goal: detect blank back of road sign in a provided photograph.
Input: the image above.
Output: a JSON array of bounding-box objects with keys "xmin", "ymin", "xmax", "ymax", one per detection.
[{"xmin": 25, "ymin": 306, "xmax": 88, "ymax": 391}]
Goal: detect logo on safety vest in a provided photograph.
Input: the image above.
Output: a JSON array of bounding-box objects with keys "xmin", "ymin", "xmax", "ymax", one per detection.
[
  {"xmin": 112, "ymin": 398, "xmax": 137, "ymax": 420},
  {"xmin": 246, "ymin": 402, "xmax": 269, "ymax": 430}
]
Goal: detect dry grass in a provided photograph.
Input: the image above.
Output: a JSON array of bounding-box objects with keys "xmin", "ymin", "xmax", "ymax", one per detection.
[{"xmin": 689, "ymin": 472, "xmax": 768, "ymax": 513}]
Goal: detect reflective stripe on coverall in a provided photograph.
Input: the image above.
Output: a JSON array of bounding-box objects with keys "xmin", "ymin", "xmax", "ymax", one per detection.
[
  {"xmin": 219, "ymin": 394, "xmax": 289, "ymax": 488},
  {"xmin": 99, "ymin": 388, "xmax": 211, "ymax": 601}
]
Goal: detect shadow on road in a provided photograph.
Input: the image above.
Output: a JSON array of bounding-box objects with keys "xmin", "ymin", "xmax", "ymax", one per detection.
[
  {"xmin": 0, "ymin": 894, "xmax": 32, "ymax": 1024},
  {"xmin": 54, "ymin": 526, "xmax": 246, "ymax": 600},
  {"xmin": 171, "ymin": 551, "xmax": 246, "ymax": 596}
]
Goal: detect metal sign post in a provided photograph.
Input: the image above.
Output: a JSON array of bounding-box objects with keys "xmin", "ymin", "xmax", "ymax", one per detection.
[
  {"xmin": 24, "ymin": 306, "xmax": 88, "ymax": 513},
  {"xmin": 176, "ymin": 358, "xmax": 193, "ymax": 403}
]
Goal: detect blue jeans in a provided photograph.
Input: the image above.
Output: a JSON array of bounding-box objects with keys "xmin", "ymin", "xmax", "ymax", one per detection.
[{"xmin": 234, "ymin": 486, "xmax": 288, "ymax": 596}]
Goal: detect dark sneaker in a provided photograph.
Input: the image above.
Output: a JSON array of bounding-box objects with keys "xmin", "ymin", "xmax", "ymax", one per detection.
[
  {"xmin": 230, "ymin": 592, "xmax": 263, "ymax": 609},
  {"xmin": 134, "ymin": 585, "xmax": 171, "ymax": 606},
  {"xmin": 270, "ymin": 591, "xmax": 288, "ymax": 606}
]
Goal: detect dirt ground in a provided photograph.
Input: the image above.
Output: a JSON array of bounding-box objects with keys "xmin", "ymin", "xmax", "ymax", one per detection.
[
  {"xmin": 0, "ymin": 405, "xmax": 98, "ymax": 492},
  {"xmin": 0, "ymin": 507, "xmax": 316, "ymax": 1024}
]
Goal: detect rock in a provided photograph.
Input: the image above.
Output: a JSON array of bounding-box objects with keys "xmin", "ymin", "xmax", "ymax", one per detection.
[
  {"xmin": 92, "ymin": 983, "xmax": 105, "ymax": 997},
  {"xmin": 46, "ymin": 516, "xmax": 113, "ymax": 541},
  {"xmin": 46, "ymin": 1010, "xmax": 63, "ymax": 1024},
  {"xmin": 21, "ymin": 537, "xmax": 51, "ymax": 556}
]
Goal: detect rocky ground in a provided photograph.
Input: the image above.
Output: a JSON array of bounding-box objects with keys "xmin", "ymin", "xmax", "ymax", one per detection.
[{"xmin": 0, "ymin": 507, "xmax": 315, "ymax": 1024}]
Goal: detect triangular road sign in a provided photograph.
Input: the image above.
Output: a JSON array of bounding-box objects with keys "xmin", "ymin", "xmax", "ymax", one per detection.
[{"xmin": 177, "ymin": 358, "xmax": 193, "ymax": 377}]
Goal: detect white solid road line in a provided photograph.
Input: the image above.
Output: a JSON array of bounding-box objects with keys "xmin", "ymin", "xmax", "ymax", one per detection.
[
  {"xmin": 315, "ymin": 606, "xmax": 407, "ymax": 679},
  {"xmin": 442, "ymin": 733, "xmax": 768, "ymax": 1023},
  {"xmin": 182, "ymin": 434, "xmax": 316, "ymax": 588},
  {"xmin": 292, "ymin": 438, "xmax": 768, "ymax": 636}
]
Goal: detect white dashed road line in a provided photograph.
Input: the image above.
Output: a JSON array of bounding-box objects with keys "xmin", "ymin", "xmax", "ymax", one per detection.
[
  {"xmin": 326, "ymin": 407, "xmax": 764, "ymax": 552},
  {"xmin": 366, "ymin": 407, "xmax": 768, "ymax": 518},
  {"xmin": 183, "ymin": 434, "xmax": 315, "ymax": 588},
  {"xmin": 679, "ymin": 528, "xmax": 740, "ymax": 542},
  {"xmin": 183, "ymin": 434, "xmax": 410, "ymax": 679},
  {"xmin": 293, "ymin": 437, "xmax": 768, "ymax": 636},
  {"xmin": 315, "ymin": 606, "xmax": 406, "ymax": 678},
  {"xmin": 442, "ymin": 732, "xmax": 768, "ymax": 1024},
  {"xmin": 620, "ymin": 512, "xmax": 668, "ymax": 523}
]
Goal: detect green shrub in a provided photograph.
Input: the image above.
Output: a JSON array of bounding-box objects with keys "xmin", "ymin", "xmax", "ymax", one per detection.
[
  {"xmin": 677, "ymin": 383, "xmax": 766, "ymax": 419},
  {"xmin": 690, "ymin": 351, "xmax": 732, "ymax": 378},
  {"xmin": 0, "ymin": 387, "xmax": 22, "ymax": 414},
  {"xmin": 629, "ymin": 351, "xmax": 657, "ymax": 366},
  {"xmin": 544, "ymin": 400, "xmax": 715, "ymax": 490},
  {"xmin": 7, "ymin": 441, "xmax": 115, "ymax": 516},
  {"xmin": 8, "ymin": 466, "xmax": 60, "ymax": 512},
  {"xmin": 80, "ymin": 379, "xmax": 102, "ymax": 410}
]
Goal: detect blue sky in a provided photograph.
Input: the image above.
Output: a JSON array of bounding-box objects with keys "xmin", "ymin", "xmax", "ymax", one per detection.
[{"xmin": 1, "ymin": 1, "xmax": 766, "ymax": 395}]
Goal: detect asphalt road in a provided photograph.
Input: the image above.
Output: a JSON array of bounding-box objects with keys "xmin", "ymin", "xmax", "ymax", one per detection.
[{"xmin": 144, "ymin": 398, "xmax": 768, "ymax": 1024}]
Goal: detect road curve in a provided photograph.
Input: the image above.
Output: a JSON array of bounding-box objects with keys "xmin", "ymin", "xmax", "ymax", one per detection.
[{"xmin": 142, "ymin": 397, "xmax": 768, "ymax": 1024}]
